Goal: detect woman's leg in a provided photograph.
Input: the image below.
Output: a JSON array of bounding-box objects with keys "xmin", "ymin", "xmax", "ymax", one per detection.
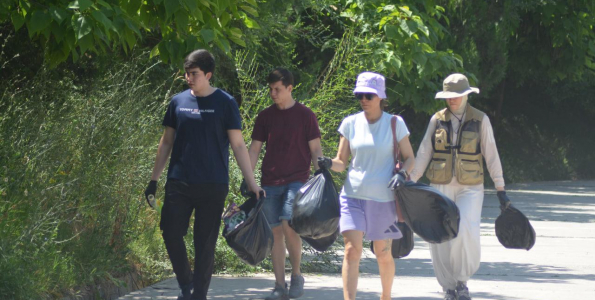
[
  {"xmin": 342, "ymin": 230, "xmax": 364, "ymax": 300},
  {"xmin": 373, "ymin": 239, "xmax": 394, "ymax": 300}
]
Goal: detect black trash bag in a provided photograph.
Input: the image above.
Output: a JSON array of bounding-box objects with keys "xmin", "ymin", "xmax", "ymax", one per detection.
[
  {"xmin": 395, "ymin": 182, "xmax": 460, "ymax": 244},
  {"xmin": 302, "ymin": 228, "xmax": 339, "ymax": 252},
  {"xmin": 290, "ymin": 169, "xmax": 340, "ymax": 239},
  {"xmin": 495, "ymin": 201, "xmax": 536, "ymax": 250},
  {"xmin": 370, "ymin": 221, "xmax": 414, "ymax": 258},
  {"xmin": 223, "ymin": 193, "xmax": 274, "ymax": 266}
]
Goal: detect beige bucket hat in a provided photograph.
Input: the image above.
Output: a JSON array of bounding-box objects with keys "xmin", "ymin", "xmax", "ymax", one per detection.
[{"xmin": 435, "ymin": 73, "xmax": 480, "ymax": 99}]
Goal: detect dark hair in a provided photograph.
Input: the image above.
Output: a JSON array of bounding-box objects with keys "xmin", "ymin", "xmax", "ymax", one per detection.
[
  {"xmin": 184, "ymin": 49, "xmax": 215, "ymax": 76},
  {"xmin": 267, "ymin": 68, "xmax": 294, "ymax": 87}
]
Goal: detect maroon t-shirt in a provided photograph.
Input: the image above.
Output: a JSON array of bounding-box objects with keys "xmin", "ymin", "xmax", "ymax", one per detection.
[{"xmin": 251, "ymin": 102, "xmax": 321, "ymax": 186}]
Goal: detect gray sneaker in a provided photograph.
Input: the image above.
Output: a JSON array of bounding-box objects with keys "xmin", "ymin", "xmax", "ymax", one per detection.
[
  {"xmin": 444, "ymin": 289, "xmax": 456, "ymax": 300},
  {"xmin": 265, "ymin": 282, "xmax": 289, "ymax": 300},
  {"xmin": 456, "ymin": 282, "xmax": 471, "ymax": 300},
  {"xmin": 288, "ymin": 274, "xmax": 305, "ymax": 298}
]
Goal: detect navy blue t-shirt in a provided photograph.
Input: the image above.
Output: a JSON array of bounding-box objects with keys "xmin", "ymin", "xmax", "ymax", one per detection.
[{"xmin": 162, "ymin": 89, "xmax": 242, "ymax": 184}]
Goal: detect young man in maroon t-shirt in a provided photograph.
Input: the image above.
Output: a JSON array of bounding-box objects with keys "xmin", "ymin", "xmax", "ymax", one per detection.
[{"xmin": 248, "ymin": 68, "xmax": 323, "ymax": 300}]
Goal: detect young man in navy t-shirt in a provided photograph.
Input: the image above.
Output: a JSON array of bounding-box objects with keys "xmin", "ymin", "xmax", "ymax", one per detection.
[
  {"xmin": 248, "ymin": 68, "xmax": 323, "ymax": 300},
  {"xmin": 144, "ymin": 49, "xmax": 263, "ymax": 300}
]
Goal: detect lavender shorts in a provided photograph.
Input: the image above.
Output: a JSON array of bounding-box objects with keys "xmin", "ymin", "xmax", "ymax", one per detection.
[{"xmin": 339, "ymin": 195, "xmax": 403, "ymax": 241}]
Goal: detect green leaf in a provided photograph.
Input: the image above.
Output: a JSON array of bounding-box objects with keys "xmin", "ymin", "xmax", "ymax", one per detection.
[
  {"xmin": 150, "ymin": 44, "xmax": 160, "ymax": 58},
  {"xmin": 229, "ymin": 27, "xmax": 242, "ymax": 39},
  {"xmin": 11, "ymin": 11, "xmax": 25, "ymax": 31},
  {"xmin": 125, "ymin": 20, "xmax": 141, "ymax": 37},
  {"xmin": 91, "ymin": 10, "xmax": 114, "ymax": 31},
  {"xmin": 96, "ymin": 0, "xmax": 112, "ymax": 9},
  {"xmin": 399, "ymin": 20, "xmax": 412, "ymax": 37},
  {"xmin": 243, "ymin": 17, "xmax": 260, "ymax": 29},
  {"xmin": 245, "ymin": 0, "xmax": 257, "ymax": 6},
  {"xmin": 421, "ymin": 43, "xmax": 434, "ymax": 53},
  {"xmin": 68, "ymin": 0, "xmax": 94, "ymax": 11},
  {"xmin": 75, "ymin": 15, "xmax": 92, "ymax": 39},
  {"xmin": 51, "ymin": 22, "xmax": 67, "ymax": 42},
  {"xmin": 385, "ymin": 24, "xmax": 399, "ymax": 39},
  {"xmin": 124, "ymin": 0, "xmax": 142, "ymax": 15},
  {"xmin": 229, "ymin": 35, "xmax": 246, "ymax": 47},
  {"xmin": 124, "ymin": 28, "xmax": 136, "ymax": 49},
  {"xmin": 174, "ymin": 10, "xmax": 189, "ymax": 34},
  {"xmin": 191, "ymin": 7, "xmax": 204, "ymax": 22},
  {"xmin": 215, "ymin": 37, "xmax": 231, "ymax": 53},
  {"xmin": 398, "ymin": 6, "xmax": 412, "ymax": 17},
  {"xmin": 198, "ymin": 0, "xmax": 210, "ymax": 8},
  {"xmin": 158, "ymin": 42, "xmax": 169, "ymax": 62},
  {"xmin": 29, "ymin": 10, "xmax": 52, "ymax": 35},
  {"xmin": 164, "ymin": 0, "xmax": 181, "ymax": 18},
  {"xmin": 219, "ymin": 13, "xmax": 230, "ymax": 27},
  {"xmin": 182, "ymin": 0, "xmax": 198, "ymax": 13},
  {"xmin": 78, "ymin": 32, "xmax": 93, "ymax": 54},
  {"xmin": 413, "ymin": 52, "xmax": 427, "ymax": 67},
  {"xmin": 49, "ymin": 7, "xmax": 69, "ymax": 24},
  {"xmin": 240, "ymin": 5, "xmax": 258, "ymax": 17},
  {"xmin": 200, "ymin": 28, "xmax": 215, "ymax": 43}
]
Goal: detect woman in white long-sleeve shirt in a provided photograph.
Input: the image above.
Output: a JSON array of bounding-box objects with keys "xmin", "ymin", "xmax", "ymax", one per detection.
[{"xmin": 409, "ymin": 73, "xmax": 510, "ymax": 300}]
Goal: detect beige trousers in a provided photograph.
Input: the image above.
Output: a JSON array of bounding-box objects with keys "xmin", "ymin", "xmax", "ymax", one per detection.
[{"xmin": 430, "ymin": 178, "xmax": 484, "ymax": 290}]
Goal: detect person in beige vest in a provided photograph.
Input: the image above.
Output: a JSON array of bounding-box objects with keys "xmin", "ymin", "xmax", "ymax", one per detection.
[{"xmin": 409, "ymin": 73, "xmax": 511, "ymax": 300}]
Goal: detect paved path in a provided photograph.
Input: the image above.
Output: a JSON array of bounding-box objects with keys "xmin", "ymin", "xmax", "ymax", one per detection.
[{"xmin": 119, "ymin": 181, "xmax": 595, "ymax": 299}]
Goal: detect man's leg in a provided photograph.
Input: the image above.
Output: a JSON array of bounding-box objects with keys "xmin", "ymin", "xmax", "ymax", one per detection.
[
  {"xmin": 282, "ymin": 220, "xmax": 302, "ymax": 275},
  {"xmin": 261, "ymin": 185, "xmax": 289, "ymax": 299},
  {"xmin": 271, "ymin": 225, "xmax": 287, "ymax": 285},
  {"xmin": 160, "ymin": 181, "xmax": 194, "ymax": 296},
  {"xmin": 191, "ymin": 183, "xmax": 228, "ymax": 300},
  {"xmin": 282, "ymin": 182, "xmax": 305, "ymax": 298},
  {"xmin": 342, "ymin": 230, "xmax": 363, "ymax": 300},
  {"xmin": 373, "ymin": 239, "xmax": 394, "ymax": 300}
]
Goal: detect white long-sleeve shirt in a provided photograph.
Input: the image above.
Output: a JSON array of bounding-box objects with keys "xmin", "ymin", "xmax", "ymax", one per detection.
[{"xmin": 410, "ymin": 113, "xmax": 505, "ymax": 188}]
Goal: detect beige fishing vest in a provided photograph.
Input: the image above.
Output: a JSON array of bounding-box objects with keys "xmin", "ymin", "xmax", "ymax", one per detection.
[{"xmin": 426, "ymin": 105, "xmax": 485, "ymax": 185}]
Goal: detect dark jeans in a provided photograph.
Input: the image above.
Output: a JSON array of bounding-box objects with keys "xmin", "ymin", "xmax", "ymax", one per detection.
[{"xmin": 160, "ymin": 179, "xmax": 228, "ymax": 300}]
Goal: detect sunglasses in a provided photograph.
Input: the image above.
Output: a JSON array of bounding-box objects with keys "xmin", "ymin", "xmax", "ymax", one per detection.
[{"xmin": 355, "ymin": 93, "xmax": 376, "ymax": 101}]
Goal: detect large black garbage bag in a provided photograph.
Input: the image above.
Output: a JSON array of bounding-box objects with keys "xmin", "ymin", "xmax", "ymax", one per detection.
[
  {"xmin": 395, "ymin": 182, "xmax": 460, "ymax": 244},
  {"xmin": 495, "ymin": 203, "xmax": 536, "ymax": 250},
  {"xmin": 302, "ymin": 228, "xmax": 339, "ymax": 252},
  {"xmin": 223, "ymin": 194, "xmax": 274, "ymax": 266},
  {"xmin": 370, "ymin": 221, "xmax": 414, "ymax": 258},
  {"xmin": 290, "ymin": 169, "xmax": 340, "ymax": 239}
]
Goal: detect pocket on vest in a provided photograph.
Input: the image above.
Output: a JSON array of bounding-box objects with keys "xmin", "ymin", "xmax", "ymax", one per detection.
[
  {"xmin": 427, "ymin": 158, "xmax": 449, "ymax": 184},
  {"xmin": 460, "ymin": 131, "xmax": 478, "ymax": 153},
  {"xmin": 457, "ymin": 159, "xmax": 483, "ymax": 185},
  {"xmin": 434, "ymin": 129, "xmax": 449, "ymax": 151}
]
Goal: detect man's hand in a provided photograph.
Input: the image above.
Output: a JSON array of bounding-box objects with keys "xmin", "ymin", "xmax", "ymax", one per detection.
[
  {"xmin": 248, "ymin": 181, "xmax": 265, "ymax": 200},
  {"xmin": 240, "ymin": 178, "xmax": 251, "ymax": 197},
  {"xmin": 497, "ymin": 191, "xmax": 512, "ymax": 210},
  {"xmin": 388, "ymin": 170, "xmax": 407, "ymax": 190},
  {"xmin": 144, "ymin": 180, "xmax": 157, "ymax": 208},
  {"xmin": 317, "ymin": 157, "xmax": 332, "ymax": 170}
]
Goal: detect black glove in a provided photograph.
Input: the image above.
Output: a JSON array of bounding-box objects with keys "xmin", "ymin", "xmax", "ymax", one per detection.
[
  {"xmin": 240, "ymin": 178, "xmax": 252, "ymax": 197},
  {"xmin": 497, "ymin": 191, "xmax": 511, "ymax": 210},
  {"xmin": 388, "ymin": 170, "xmax": 407, "ymax": 190},
  {"xmin": 144, "ymin": 180, "xmax": 157, "ymax": 208},
  {"xmin": 317, "ymin": 157, "xmax": 332, "ymax": 170}
]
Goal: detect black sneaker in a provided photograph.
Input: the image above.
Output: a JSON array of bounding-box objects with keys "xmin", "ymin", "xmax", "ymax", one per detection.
[
  {"xmin": 456, "ymin": 282, "xmax": 471, "ymax": 300},
  {"xmin": 177, "ymin": 282, "xmax": 193, "ymax": 300}
]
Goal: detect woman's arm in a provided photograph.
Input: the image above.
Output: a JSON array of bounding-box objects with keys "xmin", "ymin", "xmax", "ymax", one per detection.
[
  {"xmin": 398, "ymin": 135, "xmax": 415, "ymax": 175},
  {"xmin": 330, "ymin": 136, "xmax": 350, "ymax": 172}
]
